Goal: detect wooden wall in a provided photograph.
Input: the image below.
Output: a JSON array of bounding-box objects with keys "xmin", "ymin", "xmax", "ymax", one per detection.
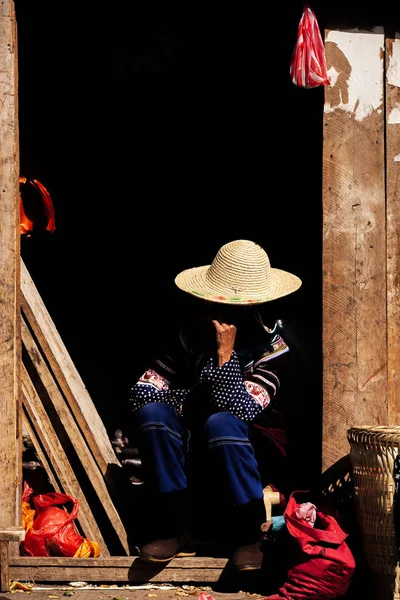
[
  {"xmin": 0, "ymin": 0, "xmax": 22, "ymax": 528},
  {"xmin": 322, "ymin": 26, "xmax": 400, "ymax": 471}
]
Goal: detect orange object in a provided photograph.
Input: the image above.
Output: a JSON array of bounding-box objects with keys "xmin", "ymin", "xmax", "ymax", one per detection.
[
  {"xmin": 20, "ymin": 176, "xmax": 56, "ymax": 237},
  {"xmin": 21, "ymin": 481, "xmax": 35, "ymax": 533}
]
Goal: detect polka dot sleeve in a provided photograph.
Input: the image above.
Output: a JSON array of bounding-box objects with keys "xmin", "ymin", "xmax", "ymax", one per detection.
[
  {"xmin": 128, "ymin": 347, "xmax": 189, "ymax": 416},
  {"xmin": 129, "ymin": 380, "xmax": 188, "ymax": 417},
  {"xmin": 128, "ymin": 330, "xmax": 188, "ymax": 414},
  {"xmin": 199, "ymin": 351, "xmax": 266, "ymax": 423}
]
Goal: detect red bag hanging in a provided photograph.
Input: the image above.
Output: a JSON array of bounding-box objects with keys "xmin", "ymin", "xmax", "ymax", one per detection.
[
  {"xmin": 289, "ymin": 5, "xmax": 330, "ymax": 89},
  {"xmin": 264, "ymin": 491, "xmax": 355, "ymax": 599},
  {"xmin": 19, "ymin": 176, "xmax": 56, "ymax": 237}
]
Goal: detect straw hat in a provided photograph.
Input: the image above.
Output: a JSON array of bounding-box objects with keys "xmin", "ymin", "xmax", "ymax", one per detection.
[{"xmin": 174, "ymin": 239, "xmax": 302, "ymax": 305}]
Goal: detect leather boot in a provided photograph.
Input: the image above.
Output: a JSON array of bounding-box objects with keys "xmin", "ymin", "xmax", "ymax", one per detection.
[
  {"xmin": 139, "ymin": 531, "xmax": 195, "ymax": 563},
  {"xmin": 230, "ymin": 497, "xmax": 267, "ymax": 572},
  {"xmin": 138, "ymin": 489, "xmax": 196, "ymax": 563}
]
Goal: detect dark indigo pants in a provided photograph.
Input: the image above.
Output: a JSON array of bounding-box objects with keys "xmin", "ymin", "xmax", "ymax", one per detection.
[{"xmin": 135, "ymin": 402, "xmax": 264, "ymax": 507}]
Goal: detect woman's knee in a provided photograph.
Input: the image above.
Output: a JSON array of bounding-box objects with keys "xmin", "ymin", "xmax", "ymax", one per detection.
[
  {"xmin": 204, "ymin": 411, "xmax": 248, "ymax": 438},
  {"xmin": 135, "ymin": 402, "xmax": 178, "ymax": 426}
]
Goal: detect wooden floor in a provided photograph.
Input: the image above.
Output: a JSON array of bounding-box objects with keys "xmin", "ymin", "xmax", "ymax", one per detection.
[
  {"xmin": 3, "ymin": 555, "xmax": 376, "ymax": 600},
  {"xmin": 0, "ymin": 585, "xmax": 264, "ymax": 600},
  {"xmin": 0, "ymin": 578, "xmax": 378, "ymax": 600}
]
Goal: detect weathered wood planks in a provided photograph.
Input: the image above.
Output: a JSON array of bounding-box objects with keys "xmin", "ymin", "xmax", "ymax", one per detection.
[
  {"xmin": 0, "ymin": 0, "xmax": 22, "ymax": 532},
  {"xmin": 385, "ymin": 34, "xmax": 400, "ymax": 426},
  {"xmin": 322, "ymin": 27, "xmax": 387, "ymax": 471},
  {"xmin": 20, "ymin": 311, "xmax": 129, "ymax": 556},
  {"xmin": 21, "ymin": 364, "xmax": 107, "ymax": 552},
  {"xmin": 9, "ymin": 556, "xmax": 228, "ymax": 583}
]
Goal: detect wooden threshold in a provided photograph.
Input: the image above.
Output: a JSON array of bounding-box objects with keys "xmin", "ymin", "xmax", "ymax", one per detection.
[{"xmin": 9, "ymin": 556, "xmax": 229, "ymax": 583}]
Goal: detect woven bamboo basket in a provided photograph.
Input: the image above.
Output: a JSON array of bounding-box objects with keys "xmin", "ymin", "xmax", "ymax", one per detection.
[{"xmin": 348, "ymin": 425, "xmax": 400, "ymax": 600}]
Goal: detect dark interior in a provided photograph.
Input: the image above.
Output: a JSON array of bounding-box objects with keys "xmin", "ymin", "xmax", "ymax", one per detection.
[{"xmin": 16, "ymin": 1, "xmax": 396, "ymax": 499}]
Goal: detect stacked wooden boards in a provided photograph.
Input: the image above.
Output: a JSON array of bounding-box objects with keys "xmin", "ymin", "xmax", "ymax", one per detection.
[{"xmin": 20, "ymin": 259, "xmax": 129, "ymax": 557}]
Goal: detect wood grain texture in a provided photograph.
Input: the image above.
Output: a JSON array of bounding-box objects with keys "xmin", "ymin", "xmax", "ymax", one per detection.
[
  {"xmin": 9, "ymin": 556, "xmax": 228, "ymax": 583},
  {"xmin": 0, "ymin": 0, "xmax": 22, "ymax": 529},
  {"xmin": 0, "ymin": 528, "xmax": 25, "ymax": 542},
  {"xmin": 21, "ymin": 319, "xmax": 129, "ymax": 555},
  {"xmin": 21, "ymin": 406, "xmax": 62, "ymax": 494},
  {"xmin": 385, "ymin": 36, "xmax": 400, "ymax": 425},
  {"xmin": 0, "ymin": 541, "xmax": 9, "ymax": 592},
  {"xmin": 322, "ymin": 28, "xmax": 387, "ymax": 471}
]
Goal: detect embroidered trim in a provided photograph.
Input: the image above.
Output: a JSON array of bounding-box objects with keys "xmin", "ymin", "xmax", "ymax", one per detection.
[
  {"xmin": 251, "ymin": 373, "xmax": 277, "ymax": 396},
  {"xmin": 254, "ymin": 335, "xmax": 289, "ymax": 365},
  {"xmin": 138, "ymin": 368, "xmax": 170, "ymax": 391},
  {"xmin": 245, "ymin": 380, "xmax": 270, "ymax": 408}
]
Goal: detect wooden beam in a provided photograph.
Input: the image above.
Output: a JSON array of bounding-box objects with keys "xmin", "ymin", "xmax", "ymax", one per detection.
[
  {"xmin": 21, "ymin": 364, "xmax": 108, "ymax": 552},
  {"xmin": 21, "ymin": 318, "xmax": 129, "ymax": 555},
  {"xmin": 22, "ymin": 404, "xmax": 62, "ymax": 494},
  {"xmin": 9, "ymin": 556, "xmax": 228, "ymax": 583},
  {"xmin": 322, "ymin": 27, "xmax": 387, "ymax": 471},
  {"xmin": 0, "ymin": 527, "xmax": 25, "ymax": 592},
  {"xmin": 385, "ymin": 34, "xmax": 400, "ymax": 425},
  {"xmin": 0, "ymin": 0, "xmax": 22, "ymax": 530}
]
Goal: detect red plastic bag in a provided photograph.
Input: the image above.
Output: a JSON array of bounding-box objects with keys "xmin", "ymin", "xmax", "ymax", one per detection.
[
  {"xmin": 289, "ymin": 5, "xmax": 330, "ymax": 88},
  {"xmin": 264, "ymin": 491, "xmax": 355, "ymax": 599},
  {"xmin": 20, "ymin": 486, "xmax": 100, "ymax": 557},
  {"xmin": 19, "ymin": 176, "xmax": 56, "ymax": 237}
]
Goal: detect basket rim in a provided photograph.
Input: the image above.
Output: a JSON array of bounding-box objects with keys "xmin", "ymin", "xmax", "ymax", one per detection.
[{"xmin": 348, "ymin": 425, "xmax": 400, "ymax": 444}]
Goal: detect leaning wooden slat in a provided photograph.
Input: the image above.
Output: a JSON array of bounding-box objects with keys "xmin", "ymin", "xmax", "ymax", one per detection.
[
  {"xmin": 20, "ymin": 259, "xmax": 119, "ymax": 478},
  {"xmin": 21, "ymin": 319, "xmax": 129, "ymax": 555},
  {"xmin": 22, "ymin": 405, "xmax": 61, "ymax": 494},
  {"xmin": 21, "ymin": 365, "xmax": 108, "ymax": 554}
]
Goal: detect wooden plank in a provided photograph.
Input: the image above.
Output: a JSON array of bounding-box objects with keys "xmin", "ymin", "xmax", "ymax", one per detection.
[
  {"xmin": 322, "ymin": 27, "xmax": 387, "ymax": 471},
  {"xmin": 0, "ymin": 541, "xmax": 9, "ymax": 592},
  {"xmin": 9, "ymin": 556, "xmax": 228, "ymax": 583},
  {"xmin": 0, "ymin": 528, "xmax": 24, "ymax": 593},
  {"xmin": 385, "ymin": 34, "xmax": 400, "ymax": 425},
  {"xmin": 21, "ymin": 318, "xmax": 129, "ymax": 555},
  {"xmin": 21, "ymin": 362, "xmax": 110, "ymax": 555},
  {"xmin": 0, "ymin": 0, "xmax": 22, "ymax": 530},
  {"xmin": 0, "ymin": 528, "xmax": 25, "ymax": 542},
  {"xmin": 22, "ymin": 405, "xmax": 61, "ymax": 494},
  {"xmin": 20, "ymin": 259, "xmax": 120, "ymax": 478},
  {"xmin": 21, "ymin": 367, "xmax": 107, "ymax": 549}
]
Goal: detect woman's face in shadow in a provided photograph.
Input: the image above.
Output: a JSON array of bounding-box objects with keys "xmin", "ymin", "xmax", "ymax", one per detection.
[{"xmin": 196, "ymin": 300, "xmax": 241, "ymax": 325}]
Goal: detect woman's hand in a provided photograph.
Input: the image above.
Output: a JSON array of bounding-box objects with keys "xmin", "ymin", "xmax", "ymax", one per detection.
[{"xmin": 212, "ymin": 319, "xmax": 237, "ymax": 367}]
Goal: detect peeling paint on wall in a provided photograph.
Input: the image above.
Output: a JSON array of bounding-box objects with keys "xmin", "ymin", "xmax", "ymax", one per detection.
[
  {"xmin": 388, "ymin": 105, "xmax": 400, "ymax": 124},
  {"xmin": 324, "ymin": 27, "xmax": 384, "ymax": 122},
  {"xmin": 387, "ymin": 35, "xmax": 400, "ymax": 159},
  {"xmin": 387, "ymin": 35, "xmax": 400, "ymax": 88}
]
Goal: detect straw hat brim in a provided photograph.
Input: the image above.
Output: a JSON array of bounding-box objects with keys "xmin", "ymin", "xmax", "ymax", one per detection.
[{"xmin": 175, "ymin": 265, "xmax": 302, "ymax": 305}]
